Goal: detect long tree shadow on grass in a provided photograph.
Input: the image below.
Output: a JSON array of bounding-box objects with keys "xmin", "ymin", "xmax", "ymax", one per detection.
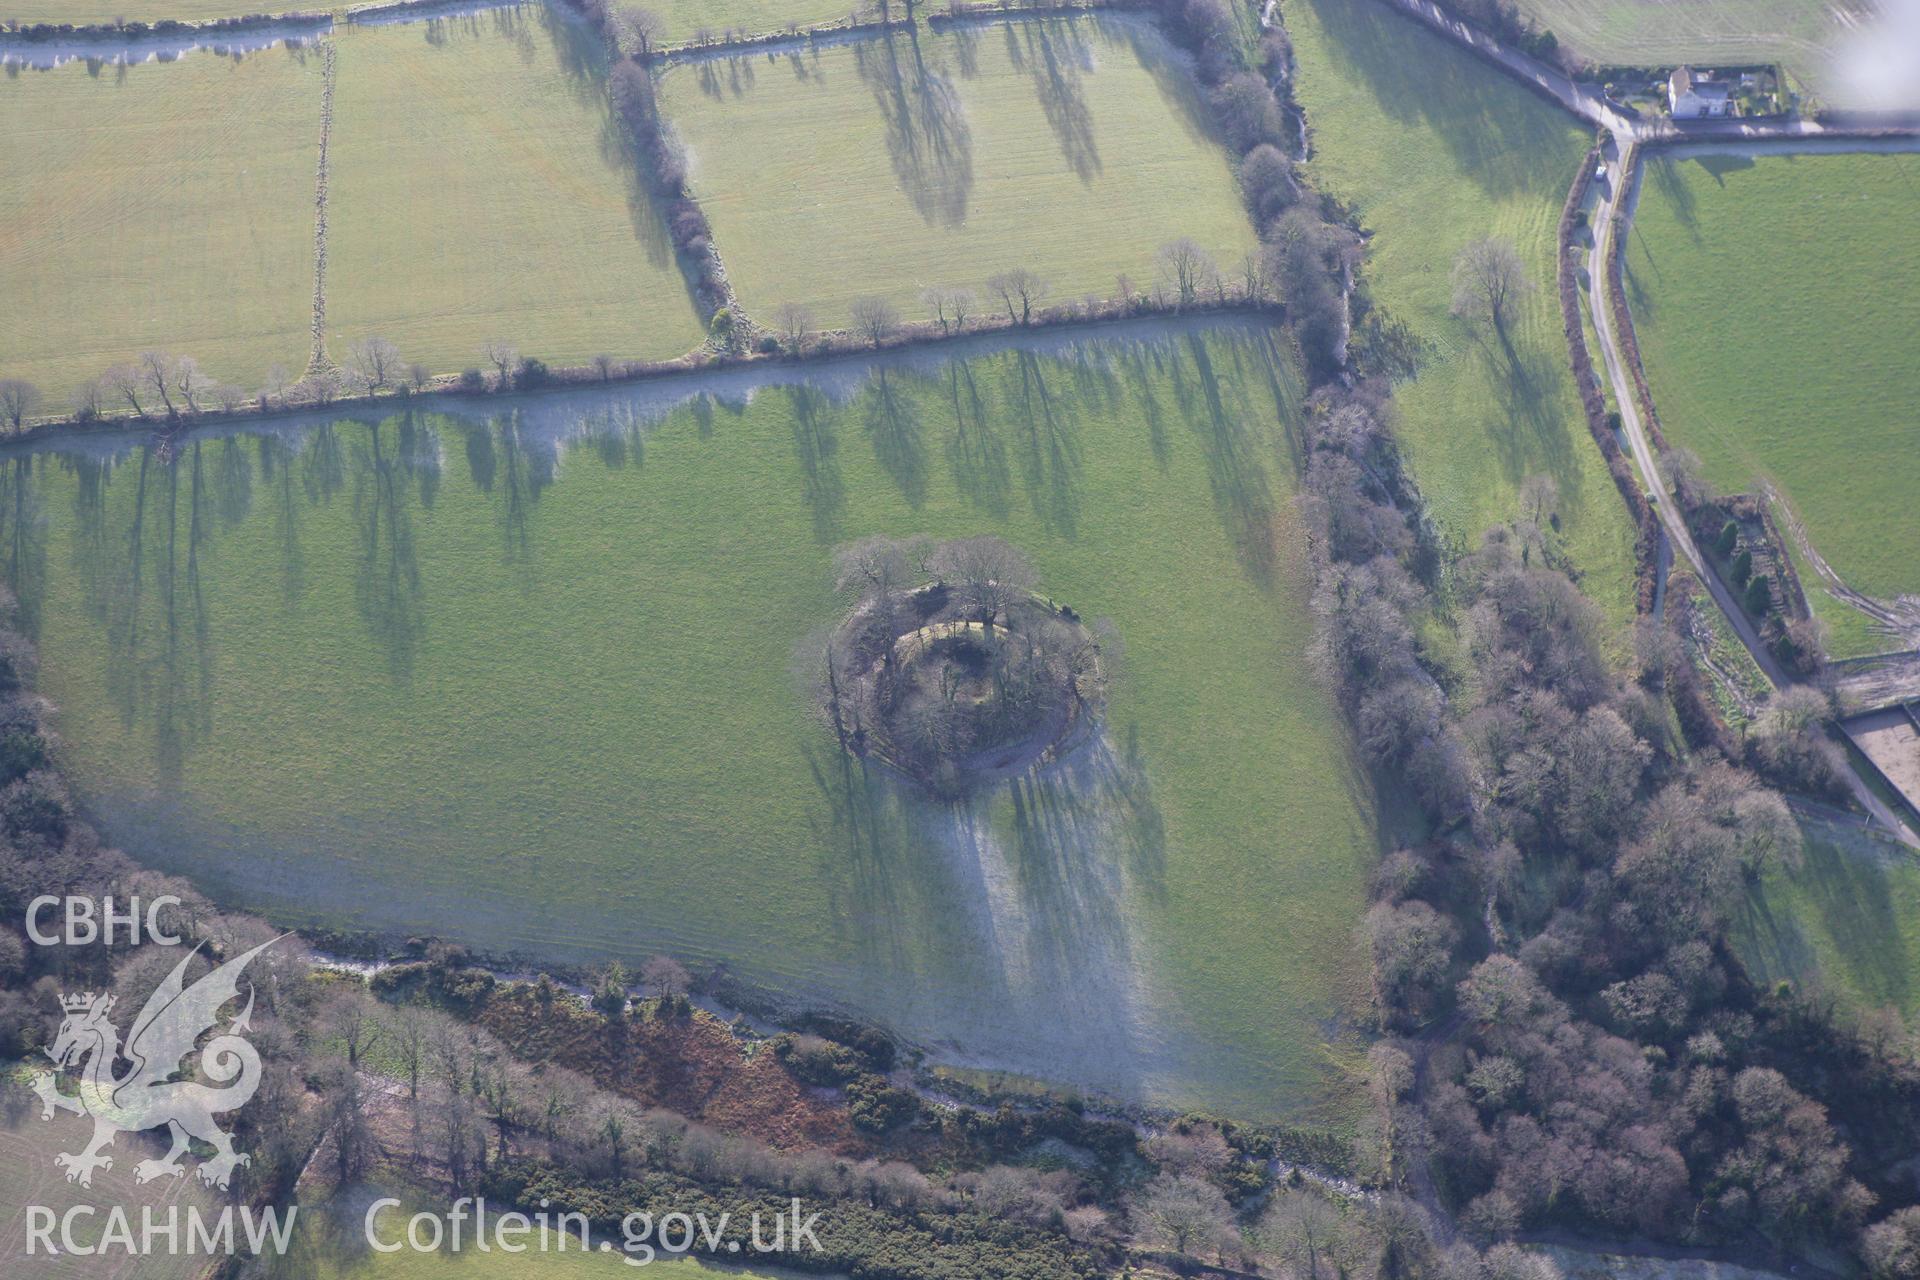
[
  {"xmin": 855, "ymin": 28, "xmax": 974, "ymax": 228},
  {"xmin": 1003, "ymin": 350, "xmax": 1083, "ymax": 537},
  {"xmin": 1170, "ymin": 333, "xmax": 1279, "ymax": 590},
  {"xmin": 944, "ymin": 359, "xmax": 1013, "ymax": 518},
  {"xmin": 1099, "ymin": 12, "xmax": 1227, "ymax": 149},
  {"xmin": 862, "ymin": 368, "xmax": 930, "ymax": 510},
  {"xmin": 803, "ymin": 723, "xmax": 1166, "ymax": 1091},
  {"xmin": 1304, "ymin": 0, "xmax": 1577, "ymax": 201},
  {"xmin": 786, "ymin": 383, "xmax": 847, "ymax": 542},
  {"xmin": 1467, "ymin": 319, "xmax": 1582, "ymax": 497},
  {"xmin": 350, "ymin": 416, "xmax": 427, "ymax": 685},
  {"xmin": 1005, "ymin": 16, "xmax": 1101, "ymax": 181},
  {"xmin": 78, "ymin": 444, "xmax": 218, "ymax": 789}
]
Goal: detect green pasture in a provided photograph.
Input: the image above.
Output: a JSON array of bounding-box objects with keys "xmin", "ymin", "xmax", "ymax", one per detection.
[
  {"xmin": 0, "ymin": 47, "xmax": 319, "ymax": 405},
  {"xmin": 0, "ymin": 1100, "xmax": 220, "ymax": 1280},
  {"xmin": 327, "ymin": 3, "xmax": 705, "ymax": 379},
  {"xmin": 1509, "ymin": 0, "xmax": 1850, "ymax": 98},
  {"xmin": 1284, "ymin": 0, "xmax": 1639, "ymax": 627},
  {"xmin": 2, "ymin": 320, "xmax": 1374, "ymax": 1120},
  {"xmin": 661, "ymin": 14, "xmax": 1257, "ymax": 329},
  {"xmin": 1623, "ymin": 148, "xmax": 1920, "ymax": 658},
  {"xmin": 1734, "ymin": 815, "xmax": 1920, "ymax": 1019},
  {"xmin": 3, "ymin": 1, "xmax": 299, "ymax": 20},
  {"xmin": 649, "ymin": 0, "xmax": 853, "ymax": 44}
]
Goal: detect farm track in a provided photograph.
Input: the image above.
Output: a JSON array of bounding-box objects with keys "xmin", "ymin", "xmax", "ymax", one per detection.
[
  {"xmin": 308, "ymin": 39, "xmax": 335, "ymax": 376},
  {"xmin": 1766, "ymin": 481, "xmax": 1920, "ymax": 655}
]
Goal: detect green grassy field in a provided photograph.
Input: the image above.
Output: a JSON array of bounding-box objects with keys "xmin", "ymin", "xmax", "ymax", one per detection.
[
  {"xmin": 1622, "ymin": 148, "xmax": 1920, "ymax": 658},
  {"xmin": 4, "ymin": 1, "xmax": 300, "ymax": 19},
  {"xmin": 1284, "ymin": 0, "xmax": 1640, "ymax": 627},
  {"xmin": 0, "ymin": 1099, "xmax": 221, "ymax": 1280},
  {"xmin": 327, "ymin": 5, "xmax": 706, "ymax": 379},
  {"xmin": 0, "ymin": 47, "xmax": 320, "ymax": 405},
  {"xmin": 2, "ymin": 320, "xmax": 1373, "ymax": 1120},
  {"xmin": 661, "ymin": 14, "xmax": 1257, "ymax": 329},
  {"xmin": 650, "ymin": 0, "xmax": 853, "ymax": 43},
  {"xmin": 1734, "ymin": 815, "xmax": 1920, "ymax": 1017},
  {"xmin": 1510, "ymin": 0, "xmax": 1852, "ymax": 97}
]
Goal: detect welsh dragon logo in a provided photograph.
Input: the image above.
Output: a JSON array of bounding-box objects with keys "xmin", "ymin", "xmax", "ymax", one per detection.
[{"xmin": 29, "ymin": 937, "xmax": 283, "ymax": 1190}]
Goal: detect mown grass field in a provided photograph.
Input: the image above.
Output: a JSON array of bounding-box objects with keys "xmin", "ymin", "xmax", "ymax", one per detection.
[
  {"xmin": 4, "ymin": 320, "xmax": 1373, "ymax": 1120},
  {"xmin": 0, "ymin": 47, "xmax": 319, "ymax": 404},
  {"xmin": 1510, "ymin": 0, "xmax": 1851, "ymax": 97},
  {"xmin": 661, "ymin": 14, "xmax": 1257, "ymax": 329},
  {"xmin": 650, "ymin": 0, "xmax": 853, "ymax": 43},
  {"xmin": 1623, "ymin": 149, "xmax": 1920, "ymax": 658},
  {"xmin": 0, "ymin": 1099, "xmax": 220, "ymax": 1280},
  {"xmin": 1734, "ymin": 815, "xmax": 1920, "ymax": 1018},
  {"xmin": 1284, "ymin": 0, "xmax": 1640, "ymax": 627},
  {"xmin": 328, "ymin": 3, "xmax": 705, "ymax": 378},
  {"xmin": 4, "ymin": 1, "xmax": 299, "ymax": 19}
]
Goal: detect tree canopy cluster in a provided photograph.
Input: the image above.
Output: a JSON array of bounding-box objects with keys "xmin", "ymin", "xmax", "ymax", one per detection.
[{"xmin": 816, "ymin": 535, "xmax": 1113, "ymax": 795}]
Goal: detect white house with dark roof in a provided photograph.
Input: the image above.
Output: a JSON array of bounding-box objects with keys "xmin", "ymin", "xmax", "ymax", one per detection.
[{"xmin": 1668, "ymin": 66, "xmax": 1734, "ymax": 117}]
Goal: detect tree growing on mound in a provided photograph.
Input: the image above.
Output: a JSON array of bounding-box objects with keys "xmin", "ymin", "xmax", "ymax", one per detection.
[{"xmin": 810, "ymin": 535, "xmax": 1114, "ymax": 795}]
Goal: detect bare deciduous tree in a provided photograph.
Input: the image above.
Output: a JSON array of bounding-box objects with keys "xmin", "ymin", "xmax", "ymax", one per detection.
[
  {"xmin": 613, "ymin": 5, "xmax": 665, "ymax": 57},
  {"xmin": 261, "ymin": 363, "xmax": 290, "ymax": 410},
  {"xmin": 850, "ymin": 296, "xmax": 901, "ymax": 347},
  {"xmin": 482, "ymin": 339, "xmax": 517, "ymax": 390},
  {"xmin": 171, "ymin": 356, "xmax": 209, "ymax": 415},
  {"xmin": 302, "ymin": 368, "xmax": 344, "ymax": 407},
  {"xmin": 640, "ymin": 954, "xmax": 691, "ymax": 998},
  {"xmin": 1251, "ymin": 1187, "xmax": 1342, "ymax": 1280},
  {"xmin": 104, "ymin": 364, "xmax": 147, "ymax": 418},
  {"xmin": 350, "ymin": 336, "xmax": 402, "ymax": 393},
  {"xmin": 921, "ymin": 285, "xmax": 974, "ymax": 335},
  {"xmin": 139, "ymin": 351, "xmax": 179, "ymax": 418},
  {"xmin": 986, "ymin": 268, "xmax": 1047, "ymax": 325},
  {"xmin": 774, "ymin": 302, "xmax": 813, "ymax": 353},
  {"xmin": 322, "ymin": 990, "xmax": 384, "ymax": 1071},
  {"xmin": 1157, "ymin": 238, "xmax": 1219, "ymax": 307},
  {"xmin": 1128, "ymin": 1173, "xmax": 1237, "ymax": 1260},
  {"xmin": 70, "ymin": 379, "xmax": 102, "ymax": 422},
  {"xmin": 1450, "ymin": 236, "xmax": 1530, "ymax": 337},
  {"xmin": 592, "ymin": 353, "xmax": 616, "ymax": 382},
  {"xmin": 0, "ymin": 379, "xmax": 39, "ymax": 431}
]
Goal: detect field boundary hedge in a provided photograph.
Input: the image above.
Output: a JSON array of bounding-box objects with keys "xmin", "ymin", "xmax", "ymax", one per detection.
[
  {"xmin": 0, "ymin": 10, "xmax": 327, "ymax": 40},
  {"xmin": 647, "ymin": 15, "xmax": 912, "ymax": 63},
  {"xmin": 0, "ymin": 300, "xmax": 1282, "ymax": 442}
]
